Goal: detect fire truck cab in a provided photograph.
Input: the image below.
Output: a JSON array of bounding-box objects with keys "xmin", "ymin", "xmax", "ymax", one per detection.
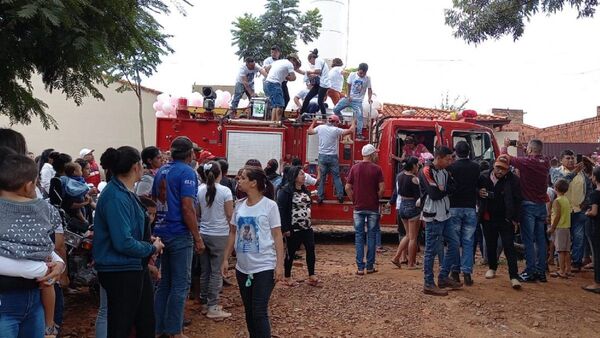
[{"xmin": 155, "ymin": 105, "xmax": 500, "ymax": 227}]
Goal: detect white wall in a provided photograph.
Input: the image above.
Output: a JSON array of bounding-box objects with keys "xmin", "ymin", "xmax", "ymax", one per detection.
[{"xmin": 0, "ymin": 75, "xmax": 158, "ymax": 159}]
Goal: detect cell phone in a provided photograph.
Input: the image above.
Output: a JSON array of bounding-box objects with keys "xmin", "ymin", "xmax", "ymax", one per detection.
[
  {"xmin": 486, "ymin": 191, "xmax": 495, "ymax": 199},
  {"xmin": 577, "ymin": 154, "xmax": 583, "ymax": 163},
  {"xmin": 509, "ymin": 140, "xmax": 518, "ymax": 147}
]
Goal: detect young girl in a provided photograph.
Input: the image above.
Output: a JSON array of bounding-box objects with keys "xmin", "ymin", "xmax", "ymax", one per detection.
[
  {"xmin": 391, "ymin": 157, "xmax": 421, "ymax": 270},
  {"xmin": 221, "ymin": 166, "xmax": 284, "ymax": 337},
  {"xmin": 548, "ymin": 179, "xmax": 572, "ymax": 278},
  {"xmin": 583, "ymin": 166, "xmax": 600, "ymax": 293},
  {"xmin": 277, "ymin": 166, "xmax": 319, "ymax": 287},
  {"xmin": 197, "ymin": 161, "xmax": 234, "ymax": 319}
]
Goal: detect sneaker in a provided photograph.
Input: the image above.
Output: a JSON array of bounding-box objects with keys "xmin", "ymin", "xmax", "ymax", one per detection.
[
  {"xmin": 511, "ymin": 278, "xmax": 522, "ymax": 290},
  {"xmin": 518, "ymin": 272, "xmax": 537, "ymax": 283},
  {"xmin": 201, "ymin": 304, "xmax": 209, "ymax": 315},
  {"xmin": 485, "ymin": 269, "xmax": 496, "ymax": 279},
  {"xmin": 536, "ymin": 272, "xmax": 548, "ymax": 283},
  {"xmin": 45, "ymin": 325, "xmax": 59, "ymax": 338},
  {"xmin": 423, "ymin": 285, "xmax": 448, "ymax": 296},
  {"xmin": 338, "ymin": 197, "xmax": 345, "ymax": 204},
  {"xmin": 206, "ymin": 305, "xmax": 232, "ymax": 319},
  {"xmin": 463, "ymin": 273, "xmax": 473, "ymax": 286},
  {"xmin": 450, "ymin": 271, "xmax": 461, "ymax": 283},
  {"xmin": 438, "ymin": 277, "xmax": 463, "ymax": 290}
]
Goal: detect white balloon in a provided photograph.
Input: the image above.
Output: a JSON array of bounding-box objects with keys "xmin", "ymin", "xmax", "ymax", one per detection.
[
  {"xmin": 162, "ymin": 102, "xmax": 174, "ymax": 114},
  {"xmin": 157, "ymin": 93, "xmax": 170, "ymax": 103},
  {"xmin": 239, "ymin": 98, "xmax": 249, "ymax": 108}
]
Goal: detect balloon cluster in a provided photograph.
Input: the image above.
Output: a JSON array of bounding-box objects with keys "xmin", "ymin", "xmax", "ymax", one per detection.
[
  {"xmin": 153, "ymin": 90, "xmax": 240, "ymax": 118},
  {"xmin": 361, "ymin": 94, "xmax": 383, "ymax": 118}
]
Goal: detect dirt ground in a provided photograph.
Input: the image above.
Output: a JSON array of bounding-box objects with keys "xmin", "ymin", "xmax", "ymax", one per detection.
[{"xmin": 62, "ymin": 234, "xmax": 600, "ymax": 338}]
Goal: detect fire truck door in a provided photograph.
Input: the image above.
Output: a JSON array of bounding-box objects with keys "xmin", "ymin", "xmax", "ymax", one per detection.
[{"xmin": 435, "ymin": 123, "xmax": 445, "ymax": 146}]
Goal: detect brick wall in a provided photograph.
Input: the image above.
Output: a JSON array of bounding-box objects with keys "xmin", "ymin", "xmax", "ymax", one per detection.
[{"xmin": 504, "ymin": 116, "xmax": 600, "ymax": 143}]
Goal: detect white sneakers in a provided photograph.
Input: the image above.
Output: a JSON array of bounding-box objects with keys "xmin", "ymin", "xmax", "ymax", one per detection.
[
  {"xmin": 206, "ymin": 305, "xmax": 232, "ymax": 319},
  {"xmin": 485, "ymin": 269, "xmax": 496, "ymax": 279},
  {"xmin": 511, "ymin": 278, "xmax": 522, "ymax": 289}
]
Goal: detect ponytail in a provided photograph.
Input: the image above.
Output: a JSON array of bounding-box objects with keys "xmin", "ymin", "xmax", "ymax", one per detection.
[
  {"xmin": 202, "ymin": 161, "xmax": 221, "ymax": 208},
  {"xmin": 100, "ymin": 146, "xmax": 141, "ymax": 179}
]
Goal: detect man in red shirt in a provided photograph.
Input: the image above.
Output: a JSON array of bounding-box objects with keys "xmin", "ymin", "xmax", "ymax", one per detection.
[
  {"xmin": 80, "ymin": 148, "xmax": 101, "ymax": 188},
  {"xmin": 345, "ymin": 144, "xmax": 384, "ymax": 275},
  {"xmin": 502, "ymin": 138, "xmax": 550, "ymax": 282}
]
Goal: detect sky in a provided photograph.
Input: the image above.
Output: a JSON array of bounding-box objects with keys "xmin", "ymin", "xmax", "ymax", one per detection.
[{"xmin": 144, "ymin": 0, "xmax": 600, "ymax": 128}]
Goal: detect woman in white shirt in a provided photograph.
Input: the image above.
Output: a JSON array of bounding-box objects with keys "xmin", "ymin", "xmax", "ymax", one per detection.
[
  {"xmin": 221, "ymin": 165, "xmax": 284, "ymax": 338},
  {"xmin": 326, "ymin": 58, "xmax": 345, "ymax": 105},
  {"xmin": 197, "ymin": 161, "xmax": 234, "ymax": 319},
  {"xmin": 39, "ymin": 149, "xmax": 57, "ymax": 195}
]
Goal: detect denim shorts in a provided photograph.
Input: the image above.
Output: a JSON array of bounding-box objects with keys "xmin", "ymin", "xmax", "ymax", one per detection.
[
  {"xmin": 264, "ymin": 81, "xmax": 284, "ymax": 108},
  {"xmin": 400, "ymin": 199, "xmax": 420, "ymax": 220}
]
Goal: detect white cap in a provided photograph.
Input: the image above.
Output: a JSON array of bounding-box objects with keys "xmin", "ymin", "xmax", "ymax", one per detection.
[
  {"xmin": 79, "ymin": 148, "xmax": 94, "ymax": 158},
  {"xmin": 361, "ymin": 144, "xmax": 378, "ymax": 157}
]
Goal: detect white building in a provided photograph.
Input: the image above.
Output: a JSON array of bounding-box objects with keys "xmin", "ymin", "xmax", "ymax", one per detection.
[{"xmin": 1, "ymin": 75, "xmax": 160, "ymax": 159}]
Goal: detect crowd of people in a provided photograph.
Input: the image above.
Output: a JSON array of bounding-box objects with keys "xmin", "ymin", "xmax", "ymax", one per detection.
[{"xmin": 2, "ymin": 111, "xmax": 600, "ymax": 338}]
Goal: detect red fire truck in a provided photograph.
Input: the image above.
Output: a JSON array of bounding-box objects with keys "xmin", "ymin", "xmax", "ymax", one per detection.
[{"xmin": 155, "ymin": 102, "xmax": 502, "ymax": 228}]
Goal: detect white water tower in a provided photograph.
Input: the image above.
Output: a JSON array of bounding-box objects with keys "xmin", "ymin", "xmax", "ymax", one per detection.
[{"xmin": 304, "ymin": 0, "xmax": 349, "ymax": 63}]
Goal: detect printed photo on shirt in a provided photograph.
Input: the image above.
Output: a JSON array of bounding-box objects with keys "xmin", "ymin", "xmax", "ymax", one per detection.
[{"xmin": 236, "ymin": 216, "xmax": 260, "ymax": 254}]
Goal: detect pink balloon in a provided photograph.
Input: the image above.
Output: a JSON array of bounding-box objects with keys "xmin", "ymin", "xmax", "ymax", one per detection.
[
  {"xmin": 222, "ymin": 91, "xmax": 232, "ymax": 103},
  {"xmin": 152, "ymin": 101, "xmax": 162, "ymax": 111},
  {"xmin": 190, "ymin": 97, "xmax": 203, "ymax": 107},
  {"xmin": 170, "ymin": 96, "xmax": 179, "ymax": 106},
  {"xmin": 168, "ymin": 110, "xmax": 177, "ymax": 118},
  {"xmin": 221, "ymin": 101, "xmax": 230, "ymax": 109},
  {"xmin": 155, "ymin": 111, "xmax": 167, "ymax": 118},
  {"xmin": 162, "ymin": 102, "xmax": 174, "ymax": 114}
]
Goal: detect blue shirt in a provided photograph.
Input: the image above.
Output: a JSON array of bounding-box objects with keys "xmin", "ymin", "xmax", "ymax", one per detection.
[{"xmin": 152, "ymin": 161, "xmax": 198, "ymax": 239}]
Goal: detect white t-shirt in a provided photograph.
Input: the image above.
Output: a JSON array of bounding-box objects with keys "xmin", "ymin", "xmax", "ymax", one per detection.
[
  {"xmin": 236, "ymin": 64, "xmax": 263, "ymax": 84},
  {"xmin": 265, "ymin": 59, "xmax": 294, "ymax": 84},
  {"xmin": 315, "ymin": 124, "xmax": 344, "ymax": 156},
  {"xmin": 40, "ymin": 163, "xmax": 55, "ymax": 194},
  {"xmin": 263, "ymin": 56, "xmax": 276, "ymax": 69},
  {"xmin": 328, "ymin": 66, "xmax": 344, "ymax": 92},
  {"xmin": 311, "ymin": 58, "xmax": 330, "ymax": 89},
  {"xmin": 347, "ymin": 72, "xmax": 372, "ymax": 100},
  {"xmin": 0, "ymin": 251, "xmax": 63, "ymax": 279},
  {"xmin": 232, "ymin": 197, "xmax": 281, "ymax": 274},
  {"xmin": 197, "ymin": 183, "xmax": 233, "ymax": 236}
]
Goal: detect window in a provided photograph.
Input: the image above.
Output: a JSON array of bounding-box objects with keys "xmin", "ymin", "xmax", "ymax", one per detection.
[{"xmin": 452, "ymin": 131, "xmax": 494, "ymax": 161}]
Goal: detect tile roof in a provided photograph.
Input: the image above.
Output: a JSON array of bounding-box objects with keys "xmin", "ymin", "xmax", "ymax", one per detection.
[{"xmin": 380, "ymin": 103, "xmax": 511, "ymax": 124}]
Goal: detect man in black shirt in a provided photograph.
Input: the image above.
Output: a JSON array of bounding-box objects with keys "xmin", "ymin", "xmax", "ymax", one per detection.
[{"xmin": 442, "ymin": 141, "xmax": 480, "ymax": 286}]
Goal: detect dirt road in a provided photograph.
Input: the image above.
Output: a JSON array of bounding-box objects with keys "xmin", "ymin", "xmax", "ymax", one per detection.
[{"xmin": 62, "ymin": 238, "xmax": 600, "ymax": 337}]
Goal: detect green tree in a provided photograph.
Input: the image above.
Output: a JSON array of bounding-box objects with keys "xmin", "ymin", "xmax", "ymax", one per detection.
[
  {"xmin": 0, "ymin": 0, "xmax": 180, "ymax": 129},
  {"xmin": 231, "ymin": 0, "xmax": 323, "ymax": 61},
  {"xmin": 445, "ymin": 0, "xmax": 598, "ymax": 44}
]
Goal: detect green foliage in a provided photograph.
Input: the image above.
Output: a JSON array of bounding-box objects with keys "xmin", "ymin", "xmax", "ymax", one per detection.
[
  {"xmin": 437, "ymin": 91, "xmax": 469, "ymax": 111},
  {"xmin": 231, "ymin": 0, "xmax": 323, "ymax": 61},
  {"xmin": 0, "ymin": 0, "xmax": 178, "ymax": 129},
  {"xmin": 445, "ymin": 0, "xmax": 598, "ymax": 44}
]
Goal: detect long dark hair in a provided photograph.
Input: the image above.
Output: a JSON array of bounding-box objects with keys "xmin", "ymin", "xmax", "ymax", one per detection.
[
  {"xmin": 243, "ymin": 165, "xmax": 274, "ymax": 200},
  {"xmin": 282, "ymin": 165, "xmax": 308, "ymax": 194},
  {"xmin": 202, "ymin": 161, "xmax": 221, "ymax": 208},
  {"xmin": 52, "ymin": 153, "xmax": 72, "ymax": 175},
  {"xmin": 402, "ymin": 156, "xmax": 419, "ymax": 172},
  {"xmin": 38, "ymin": 148, "xmax": 55, "ymax": 173},
  {"xmin": 100, "ymin": 146, "xmax": 140, "ymax": 181}
]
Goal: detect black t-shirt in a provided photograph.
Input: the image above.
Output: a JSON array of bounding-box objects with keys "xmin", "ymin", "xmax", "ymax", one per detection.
[{"xmin": 590, "ymin": 190, "xmax": 600, "ymax": 226}]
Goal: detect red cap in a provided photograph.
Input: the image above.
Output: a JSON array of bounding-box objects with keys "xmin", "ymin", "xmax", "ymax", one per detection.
[
  {"xmin": 327, "ymin": 115, "xmax": 340, "ymax": 123},
  {"xmin": 197, "ymin": 150, "xmax": 216, "ymax": 163}
]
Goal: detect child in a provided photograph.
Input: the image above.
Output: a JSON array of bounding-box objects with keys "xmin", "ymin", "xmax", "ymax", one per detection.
[
  {"xmin": 63, "ymin": 162, "xmax": 91, "ymax": 224},
  {"xmin": 140, "ymin": 196, "xmax": 160, "ymax": 282},
  {"xmin": 583, "ymin": 166, "xmax": 600, "ymax": 293},
  {"xmin": 548, "ymin": 179, "xmax": 572, "ymax": 278},
  {"xmin": 0, "ymin": 151, "xmax": 65, "ymax": 338},
  {"xmin": 546, "ymin": 184, "xmax": 557, "ymax": 266}
]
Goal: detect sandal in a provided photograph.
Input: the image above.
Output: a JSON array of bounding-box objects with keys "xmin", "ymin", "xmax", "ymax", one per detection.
[
  {"xmin": 306, "ymin": 278, "xmax": 322, "ymax": 287},
  {"xmin": 583, "ymin": 263, "xmax": 594, "ymax": 271},
  {"xmin": 399, "ymin": 260, "xmax": 409, "ymax": 265},
  {"xmin": 406, "ymin": 265, "xmax": 420, "ymax": 270},
  {"xmin": 550, "ymin": 272, "xmax": 567, "ymax": 278},
  {"xmin": 366, "ymin": 269, "xmax": 378, "ymax": 274},
  {"xmin": 582, "ymin": 285, "xmax": 600, "ymax": 294},
  {"xmin": 391, "ymin": 260, "xmax": 402, "ymax": 269},
  {"xmin": 356, "ymin": 270, "xmax": 365, "ymax": 276},
  {"xmin": 283, "ymin": 280, "xmax": 300, "ymax": 287}
]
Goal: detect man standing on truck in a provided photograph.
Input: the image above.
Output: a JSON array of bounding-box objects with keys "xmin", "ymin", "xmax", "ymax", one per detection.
[
  {"xmin": 307, "ymin": 115, "xmax": 355, "ymax": 204},
  {"xmin": 263, "ymin": 54, "xmax": 301, "ymax": 122},
  {"xmin": 442, "ymin": 141, "xmax": 480, "ymax": 286},
  {"xmin": 345, "ymin": 144, "xmax": 385, "ymax": 275},
  {"xmin": 502, "ymin": 138, "xmax": 550, "ymax": 282},
  {"xmin": 332, "ymin": 63, "xmax": 372, "ymax": 140},
  {"xmin": 263, "ymin": 45, "xmax": 291, "ymax": 110},
  {"xmin": 419, "ymin": 146, "xmax": 462, "ymax": 296},
  {"xmin": 153, "ymin": 136, "xmax": 205, "ymax": 337},
  {"xmin": 230, "ymin": 57, "xmax": 268, "ymax": 113}
]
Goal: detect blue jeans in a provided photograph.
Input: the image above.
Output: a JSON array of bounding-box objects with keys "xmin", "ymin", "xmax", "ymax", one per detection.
[
  {"xmin": 231, "ymin": 82, "xmax": 253, "ymax": 110},
  {"xmin": 424, "ymin": 220, "xmax": 449, "ymax": 286},
  {"xmin": 154, "ymin": 235, "xmax": 194, "ymax": 335},
  {"xmin": 95, "ymin": 286, "xmax": 108, "ymax": 338},
  {"xmin": 263, "ymin": 81, "xmax": 284, "ymax": 108},
  {"xmin": 317, "ymin": 154, "xmax": 344, "ymax": 200},
  {"xmin": 353, "ymin": 210, "xmax": 380, "ymax": 271},
  {"xmin": 236, "ymin": 269, "xmax": 275, "ymax": 338},
  {"xmin": 570, "ymin": 211, "xmax": 587, "ymax": 267},
  {"xmin": 444, "ymin": 208, "xmax": 478, "ymax": 275},
  {"xmin": 520, "ymin": 201, "xmax": 548, "ymax": 275},
  {"xmin": 0, "ymin": 288, "xmax": 44, "ymax": 338},
  {"xmin": 333, "ymin": 98, "xmax": 363, "ymax": 134}
]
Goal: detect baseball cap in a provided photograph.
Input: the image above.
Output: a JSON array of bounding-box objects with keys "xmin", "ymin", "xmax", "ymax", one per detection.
[
  {"xmin": 197, "ymin": 150, "xmax": 216, "ymax": 163},
  {"xmin": 494, "ymin": 154, "xmax": 510, "ymax": 170},
  {"xmin": 327, "ymin": 115, "xmax": 340, "ymax": 123},
  {"xmin": 79, "ymin": 148, "xmax": 94, "ymax": 158},
  {"xmin": 170, "ymin": 136, "xmax": 194, "ymax": 154},
  {"xmin": 361, "ymin": 144, "xmax": 379, "ymax": 157}
]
